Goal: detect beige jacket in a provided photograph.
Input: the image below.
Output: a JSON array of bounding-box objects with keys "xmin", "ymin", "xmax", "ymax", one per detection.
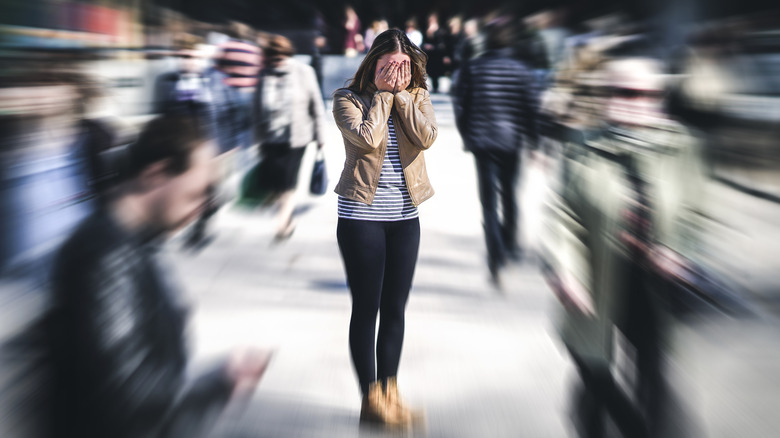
[{"xmin": 332, "ymin": 85, "xmax": 437, "ymax": 206}]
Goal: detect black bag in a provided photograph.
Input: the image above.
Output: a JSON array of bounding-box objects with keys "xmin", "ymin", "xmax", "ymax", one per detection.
[{"xmin": 309, "ymin": 150, "xmax": 327, "ymax": 196}]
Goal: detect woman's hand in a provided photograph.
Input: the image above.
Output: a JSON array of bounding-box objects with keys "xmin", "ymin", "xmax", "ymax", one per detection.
[
  {"xmin": 393, "ymin": 60, "xmax": 411, "ymax": 93},
  {"xmin": 375, "ymin": 61, "xmax": 398, "ymax": 92}
]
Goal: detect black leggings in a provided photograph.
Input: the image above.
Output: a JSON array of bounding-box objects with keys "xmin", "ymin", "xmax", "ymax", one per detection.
[{"xmin": 337, "ymin": 217, "xmax": 420, "ymax": 396}]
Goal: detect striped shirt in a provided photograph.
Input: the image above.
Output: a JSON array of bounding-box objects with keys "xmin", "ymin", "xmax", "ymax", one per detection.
[
  {"xmin": 218, "ymin": 39, "xmax": 261, "ymax": 89},
  {"xmin": 338, "ymin": 115, "xmax": 419, "ymax": 221}
]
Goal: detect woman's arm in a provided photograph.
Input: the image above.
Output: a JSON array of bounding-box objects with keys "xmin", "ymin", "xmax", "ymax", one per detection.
[
  {"xmin": 392, "ymin": 89, "xmax": 438, "ymax": 151},
  {"xmin": 390, "ymin": 61, "xmax": 437, "ymax": 150},
  {"xmin": 332, "ymin": 90, "xmax": 394, "ymax": 151},
  {"xmin": 305, "ymin": 65, "xmax": 326, "ymax": 148}
]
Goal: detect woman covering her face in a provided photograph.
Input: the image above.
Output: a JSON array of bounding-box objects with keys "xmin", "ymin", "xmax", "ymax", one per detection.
[{"xmin": 331, "ymin": 28, "xmax": 437, "ymax": 428}]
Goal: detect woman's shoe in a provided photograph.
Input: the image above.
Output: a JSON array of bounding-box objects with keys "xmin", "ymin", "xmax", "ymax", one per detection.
[
  {"xmin": 385, "ymin": 377, "xmax": 424, "ymax": 428},
  {"xmin": 359, "ymin": 382, "xmax": 386, "ymax": 425}
]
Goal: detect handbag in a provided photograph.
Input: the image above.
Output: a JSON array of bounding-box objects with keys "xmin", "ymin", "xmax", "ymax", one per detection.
[
  {"xmin": 309, "ymin": 150, "xmax": 327, "ymax": 196},
  {"xmin": 237, "ymin": 158, "xmax": 273, "ymax": 207}
]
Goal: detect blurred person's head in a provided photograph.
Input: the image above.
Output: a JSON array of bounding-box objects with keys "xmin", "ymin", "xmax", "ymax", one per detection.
[
  {"xmin": 345, "ymin": 6, "xmax": 358, "ymax": 21},
  {"xmin": 484, "ymin": 17, "xmax": 516, "ymax": 50},
  {"xmin": 263, "ymin": 34, "xmax": 295, "ymax": 69},
  {"xmin": 406, "ymin": 18, "xmax": 418, "ymax": 32},
  {"xmin": 464, "ymin": 18, "xmax": 479, "ymax": 38},
  {"xmin": 605, "ymin": 57, "xmax": 667, "ymax": 127},
  {"xmin": 372, "ymin": 19, "xmax": 389, "ymax": 32},
  {"xmin": 227, "ymin": 21, "xmax": 255, "ymax": 42},
  {"xmin": 174, "ymin": 36, "xmax": 206, "ymax": 74},
  {"xmin": 346, "ymin": 29, "xmax": 428, "ymax": 93},
  {"xmin": 428, "ymin": 13, "xmax": 439, "ymax": 28},
  {"xmin": 122, "ymin": 115, "xmax": 216, "ymax": 234},
  {"xmin": 449, "ymin": 16, "xmax": 463, "ymax": 34}
]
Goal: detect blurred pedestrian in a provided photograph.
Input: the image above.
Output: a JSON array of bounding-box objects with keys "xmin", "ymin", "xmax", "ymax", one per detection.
[
  {"xmin": 332, "ymin": 29, "xmax": 437, "ymax": 428},
  {"xmin": 405, "ymin": 18, "xmax": 423, "ymax": 47},
  {"xmin": 455, "ymin": 18, "xmax": 485, "ymax": 64},
  {"xmin": 452, "ymin": 20, "xmax": 539, "ymax": 287},
  {"xmin": 423, "ymin": 12, "xmax": 448, "ymax": 93},
  {"xmin": 45, "ymin": 114, "xmax": 272, "ymax": 438},
  {"xmin": 154, "ymin": 36, "xmax": 213, "ymax": 122},
  {"xmin": 344, "ymin": 6, "xmax": 364, "ymax": 57},
  {"xmin": 219, "ymin": 22, "xmax": 262, "ymax": 151},
  {"xmin": 183, "ymin": 39, "xmax": 253, "ymax": 249},
  {"xmin": 444, "ymin": 16, "xmax": 463, "ymax": 75},
  {"xmin": 544, "ymin": 48, "xmax": 706, "ymax": 438},
  {"xmin": 364, "ymin": 19, "xmax": 389, "ymax": 53},
  {"xmin": 254, "ymin": 35, "xmax": 326, "ymax": 241}
]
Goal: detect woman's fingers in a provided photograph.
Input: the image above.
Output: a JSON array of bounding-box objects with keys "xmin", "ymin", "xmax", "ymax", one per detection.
[{"xmin": 384, "ymin": 62, "xmax": 396, "ymax": 82}]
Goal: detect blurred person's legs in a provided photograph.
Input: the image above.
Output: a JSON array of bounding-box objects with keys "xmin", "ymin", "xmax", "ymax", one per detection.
[
  {"xmin": 570, "ymin": 353, "xmax": 649, "ymax": 438},
  {"xmin": 185, "ymin": 150, "xmax": 237, "ymax": 249},
  {"xmin": 497, "ymin": 152, "xmax": 521, "ymax": 260},
  {"xmin": 275, "ymin": 189, "xmax": 297, "ymax": 239},
  {"xmin": 474, "ymin": 150, "xmax": 507, "ymax": 283},
  {"xmin": 259, "ymin": 143, "xmax": 305, "ymax": 241},
  {"xmin": 618, "ymin": 264, "xmax": 666, "ymax": 435}
]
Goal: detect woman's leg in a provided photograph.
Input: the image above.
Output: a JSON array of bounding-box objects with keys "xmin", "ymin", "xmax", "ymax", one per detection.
[
  {"xmin": 275, "ymin": 189, "xmax": 297, "ymax": 239},
  {"xmin": 273, "ymin": 147, "xmax": 306, "ymax": 240},
  {"xmin": 337, "ymin": 218, "xmax": 387, "ymax": 395},
  {"xmin": 376, "ymin": 218, "xmax": 420, "ymax": 382}
]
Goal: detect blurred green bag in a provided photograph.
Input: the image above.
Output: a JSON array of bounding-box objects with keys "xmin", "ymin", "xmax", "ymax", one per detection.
[{"xmin": 237, "ymin": 159, "xmax": 274, "ymax": 207}]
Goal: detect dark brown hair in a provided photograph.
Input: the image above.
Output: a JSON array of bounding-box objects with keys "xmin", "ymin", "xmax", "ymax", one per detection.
[
  {"xmin": 263, "ymin": 34, "xmax": 296, "ymax": 58},
  {"xmin": 127, "ymin": 114, "xmax": 209, "ymax": 178},
  {"xmin": 346, "ymin": 29, "xmax": 427, "ymax": 93}
]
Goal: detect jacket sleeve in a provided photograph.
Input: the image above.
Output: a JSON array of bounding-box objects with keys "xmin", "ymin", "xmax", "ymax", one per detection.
[
  {"xmin": 306, "ymin": 65, "xmax": 326, "ymax": 145},
  {"xmin": 521, "ymin": 68, "xmax": 540, "ymax": 150},
  {"xmin": 392, "ymin": 89, "xmax": 438, "ymax": 151},
  {"xmin": 332, "ymin": 90, "xmax": 393, "ymax": 151},
  {"xmin": 452, "ymin": 63, "xmax": 471, "ymax": 138}
]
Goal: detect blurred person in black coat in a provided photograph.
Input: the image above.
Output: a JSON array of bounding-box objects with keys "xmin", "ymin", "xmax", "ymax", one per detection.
[{"xmin": 452, "ymin": 19, "xmax": 540, "ymax": 287}]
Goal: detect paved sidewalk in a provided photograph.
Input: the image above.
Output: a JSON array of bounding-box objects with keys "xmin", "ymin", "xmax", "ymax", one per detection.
[{"xmin": 170, "ymin": 94, "xmax": 574, "ymax": 437}]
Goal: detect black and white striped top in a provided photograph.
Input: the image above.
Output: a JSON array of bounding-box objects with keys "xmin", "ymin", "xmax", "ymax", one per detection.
[{"xmin": 338, "ymin": 115, "xmax": 419, "ymax": 221}]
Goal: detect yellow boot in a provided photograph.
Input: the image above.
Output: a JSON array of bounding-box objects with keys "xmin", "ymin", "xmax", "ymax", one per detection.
[
  {"xmin": 385, "ymin": 377, "xmax": 425, "ymax": 428},
  {"xmin": 359, "ymin": 382, "xmax": 386, "ymax": 425}
]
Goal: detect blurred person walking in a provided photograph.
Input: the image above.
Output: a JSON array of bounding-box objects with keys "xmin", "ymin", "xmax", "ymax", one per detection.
[
  {"xmin": 184, "ymin": 35, "xmax": 259, "ymax": 249},
  {"xmin": 543, "ymin": 48, "xmax": 707, "ymax": 438},
  {"xmin": 452, "ymin": 20, "xmax": 539, "ymax": 287},
  {"xmin": 332, "ymin": 29, "xmax": 437, "ymax": 428},
  {"xmin": 405, "ymin": 18, "xmax": 423, "ymax": 48},
  {"xmin": 254, "ymin": 35, "xmax": 326, "ymax": 241},
  {"xmin": 364, "ymin": 19, "xmax": 389, "ymax": 53},
  {"xmin": 343, "ymin": 6, "xmax": 364, "ymax": 57},
  {"xmin": 154, "ymin": 37, "xmax": 214, "ymax": 122},
  {"xmin": 218, "ymin": 22, "xmax": 262, "ymax": 152},
  {"xmin": 44, "ymin": 114, "xmax": 272, "ymax": 438},
  {"xmin": 422, "ymin": 12, "xmax": 448, "ymax": 93}
]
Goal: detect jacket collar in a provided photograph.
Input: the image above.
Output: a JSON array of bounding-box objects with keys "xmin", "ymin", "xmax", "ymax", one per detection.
[{"xmin": 482, "ymin": 47, "xmax": 515, "ymax": 58}]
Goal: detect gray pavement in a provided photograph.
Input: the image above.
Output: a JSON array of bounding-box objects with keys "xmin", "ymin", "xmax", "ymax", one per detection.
[{"xmin": 171, "ymin": 94, "xmax": 575, "ymax": 437}]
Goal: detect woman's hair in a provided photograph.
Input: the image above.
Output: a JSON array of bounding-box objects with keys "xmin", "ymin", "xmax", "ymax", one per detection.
[
  {"xmin": 346, "ymin": 29, "xmax": 427, "ymax": 93},
  {"xmin": 263, "ymin": 34, "xmax": 296, "ymax": 58}
]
